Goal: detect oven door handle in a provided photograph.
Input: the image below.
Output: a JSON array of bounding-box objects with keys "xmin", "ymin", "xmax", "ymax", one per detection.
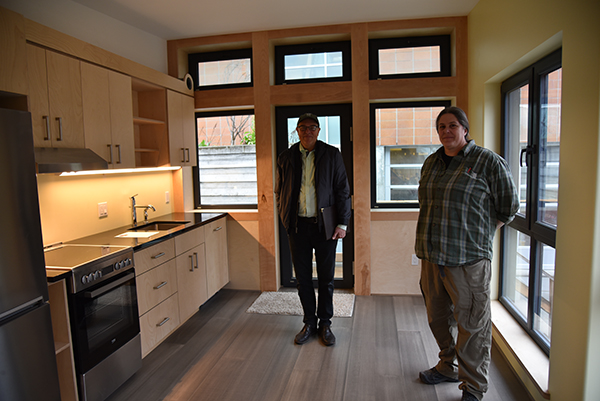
[{"xmin": 83, "ymin": 272, "xmax": 135, "ymax": 299}]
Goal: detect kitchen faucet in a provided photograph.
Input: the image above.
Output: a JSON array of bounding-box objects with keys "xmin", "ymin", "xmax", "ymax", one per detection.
[
  {"xmin": 136, "ymin": 204, "xmax": 156, "ymax": 224},
  {"xmin": 130, "ymin": 194, "xmax": 156, "ymax": 225}
]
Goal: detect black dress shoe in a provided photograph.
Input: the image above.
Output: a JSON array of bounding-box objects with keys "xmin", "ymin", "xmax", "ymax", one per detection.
[
  {"xmin": 318, "ymin": 325, "xmax": 336, "ymax": 346},
  {"xmin": 294, "ymin": 324, "xmax": 316, "ymax": 344}
]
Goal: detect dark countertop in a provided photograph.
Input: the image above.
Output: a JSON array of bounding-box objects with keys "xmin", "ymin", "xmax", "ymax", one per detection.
[{"xmin": 46, "ymin": 212, "xmax": 227, "ymax": 283}]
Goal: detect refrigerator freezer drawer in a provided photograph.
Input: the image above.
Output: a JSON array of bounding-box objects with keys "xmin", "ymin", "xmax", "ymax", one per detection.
[{"xmin": 0, "ymin": 302, "xmax": 61, "ymax": 401}]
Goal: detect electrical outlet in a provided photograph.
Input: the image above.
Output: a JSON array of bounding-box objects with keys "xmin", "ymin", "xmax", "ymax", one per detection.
[
  {"xmin": 411, "ymin": 254, "xmax": 419, "ymax": 266},
  {"xmin": 98, "ymin": 202, "xmax": 108, "ymax": 218},
  {"xmin": 165, "ymin": 191, "xmax": 170, "ymax": 204}
]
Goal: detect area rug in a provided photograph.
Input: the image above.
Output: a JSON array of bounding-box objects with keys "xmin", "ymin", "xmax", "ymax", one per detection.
[{"xmin": 246, "ymin": 291, "xmax": 355, "ymax": 317}]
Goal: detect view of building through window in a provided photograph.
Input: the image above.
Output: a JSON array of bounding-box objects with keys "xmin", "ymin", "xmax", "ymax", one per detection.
[
  {"xmin": 196, "ymin": 58, "xmax": 251, "ymax": 87},
  {"xmin": 284, "ymin": 52, "xmax": 343, "ymax": 81},
  {"xmin": 372, "ymin": 104, "xmax": 445, "ymax": 206},
  {"xmin": 195, "ymin": 113, "xmax": 257, "ymax": 206},
  {"xmin": 378, "ymin": 46, "xmax": 441, "ymax": 75}
]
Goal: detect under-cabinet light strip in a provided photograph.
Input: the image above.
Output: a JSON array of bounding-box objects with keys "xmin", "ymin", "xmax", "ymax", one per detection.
[{"xmin": 59, "ymin": 166, "xmax": 181, "ymax": 176}]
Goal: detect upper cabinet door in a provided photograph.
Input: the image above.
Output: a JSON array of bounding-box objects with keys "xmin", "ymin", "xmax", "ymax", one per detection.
[
  {"xmin": 167, "ymin": 90, "xmax": 185, "ymax": 166},
  {"xmin": 182, "ymin": 94, "xmax": 197, "ymax": 167},
  {"xmin": 46, "ymin": 51, "xmax": 84, "ymax": 148},
  {"xmin": 0, "ymin": 8, "xmax": 28, "ymax": 96},
  {"xmin": 167, "ymin": 90, "xmax": 196, "ymax": 167},
  {"xmin": 81, "ymin": 62, "xmax": 112, "ymax": 161},
  {"xmin": 108, "ymin": 71, "xmax": 135, "ymax": 168},
  {"xmin": 27, "ymin": 45, "xmax": 51, "ymax": 148}
]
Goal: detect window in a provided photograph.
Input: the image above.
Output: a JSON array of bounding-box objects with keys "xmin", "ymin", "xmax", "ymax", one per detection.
[
  {"xmin": 193, "ymin": 110, "xmax": 257, "ymax": 208},
  {"xmin": 500, "ymin": 49, "xmax": 562, "ymax": 354},
  {"xmin": 274, "ymin": 41, "xmax": 351, "ymax": 85},
  {"xmin": 188, "ymin": 49, "xmax": 252, "ymax": 90},
  {"xmin": 370, "ymin": 101, "xmax": 450, "ymax": 208},
  {"xmin": 369, "ymin": 35, "xmax": 451, "ymax": 80}
]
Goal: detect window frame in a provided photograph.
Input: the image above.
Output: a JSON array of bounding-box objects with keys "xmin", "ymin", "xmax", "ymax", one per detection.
[
  {"xmin": 500, "ymin": 48, "xmax": 562, "ymax": 355},
  {"xmin": 193, "ymin": 109, "xmax": 257, "ymax": 210},
  {"xmin": 274, "ymin": 41, "xmax": 352, "ymax": 85},
  {"xmin": 368, "ymin": 35, "xmax": 451, "ymax": 80},
  {"xmin": 187, "ymin": 48, "xmax": 253, "ymax": 91},
  {"xmin": 369, "ymin": 100, "xmax": 450, "ymax": 209}
]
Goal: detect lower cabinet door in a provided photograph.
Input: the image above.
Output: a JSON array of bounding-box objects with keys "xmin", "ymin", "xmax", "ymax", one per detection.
[
  {"xmin": 176, "ymin": 244, "xmax": 207, "ymax": 323},
  {"xmin": 139, "ymin": 293, "xmax": 180, "ymax": 357}
]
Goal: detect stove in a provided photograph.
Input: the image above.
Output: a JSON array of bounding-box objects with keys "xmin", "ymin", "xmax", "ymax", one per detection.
[{"xmin": 44, "ymin": 244, "xmax": 133, "ymax": 293}]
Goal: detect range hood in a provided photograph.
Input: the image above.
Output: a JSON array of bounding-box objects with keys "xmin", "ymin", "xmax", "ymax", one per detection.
[{"xmin": 34, "ymin": 147, "xmax": 109, "ymax": 174}]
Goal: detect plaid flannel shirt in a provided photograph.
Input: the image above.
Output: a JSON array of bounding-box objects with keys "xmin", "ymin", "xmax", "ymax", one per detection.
[{"xmin": 415, "ymin": 140, "xmax": 519, "ymax": 266}]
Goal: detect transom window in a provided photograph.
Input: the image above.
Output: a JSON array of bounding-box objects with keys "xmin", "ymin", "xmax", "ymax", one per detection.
[
  {"xmin": 275, "ymin": 41, "xmax": 351, "ymax": 85},
  {"xmin": 188, "ymin": 49, "xmax": 253, "ymax": 91},
  {"xmin": 369, "ymin": 35, "xmax": 451, "ymax": 80}
]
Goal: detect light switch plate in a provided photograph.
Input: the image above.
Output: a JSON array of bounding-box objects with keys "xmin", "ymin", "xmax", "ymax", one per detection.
[
  {"xmin": 411, "ymin": 254, "xmax": 419, "ymax": 266},
  {"xmin": 165, "ymin": 191, "xmax": 170, "ymax": 204},
  {"xmin": 98, "ymin": 202, "xmax": 108, "ymax": 218}
]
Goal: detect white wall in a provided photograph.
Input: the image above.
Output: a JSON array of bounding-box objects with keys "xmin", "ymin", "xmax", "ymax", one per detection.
[{"xmin": 0, "ymin": 0, "xmax": 167, "ymax": 73}]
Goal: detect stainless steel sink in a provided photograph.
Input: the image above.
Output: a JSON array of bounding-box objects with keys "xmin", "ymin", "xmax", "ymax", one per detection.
[{"xmin": 128, "ymin": 221, "xmax": 188, "ymax": 232}]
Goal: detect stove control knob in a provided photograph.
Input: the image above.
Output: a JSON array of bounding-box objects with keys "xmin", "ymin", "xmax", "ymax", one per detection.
[
  {"xmin": 115, "ymin": 261, "xmax": 122, "ymax": 270},
  {"xmin": 93, "ymin": 271, "xmax": 101, "ymax": 280},
  {"xmin": 82, "ymin": 275, "xmax": 89, "ymax": 284}
]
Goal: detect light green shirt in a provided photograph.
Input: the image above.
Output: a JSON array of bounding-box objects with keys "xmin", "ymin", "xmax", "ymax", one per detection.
[{"xmin": 298, "ymin": 144, "xmax": 316, "ymax": 218}]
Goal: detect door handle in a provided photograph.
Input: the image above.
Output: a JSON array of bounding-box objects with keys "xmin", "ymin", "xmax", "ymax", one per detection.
[
  {"xmin": 107, "ymin": 144, "xmax": 113, "ymax": 164},
  {"xmin": 116, "ymin": 144, "xmax": 122, "ymax": 164},
  {"xmin": 189, "ymin": 254, "xmax": 194, "ymax": 271},
  {"xmin": 153, "ymin": 281, "xmax": 168, "ymax": 290},
  {"xmin": 56, "ymin": 117, "xmax": 63, "ymax": 141},
  {"xmin": 156, "ymin": 317, "xmax": 170, "ymax": 327},
  {"xmin": 43, "ymin": 116, "xmax": 50, "ymax": 141}
]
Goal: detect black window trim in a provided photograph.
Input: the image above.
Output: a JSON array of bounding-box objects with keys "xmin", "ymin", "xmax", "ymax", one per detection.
[
  {"xmin": 369, "ymin": 99, "xmax": 451, "ymax": 209},
  {"xmin": 193, "ymin": 108, "xmax": 257, "ymax": 210},
  {"xmin": 368, "ymin": 35, "xmax": 451, "ymax": 80},
  {"xmin": 499, "ymin": 48, "xmax": 562, "ymax": 356},
  {"xmin": 274, "ymin": 40, "xmax": 352, "ymax": 85},
  {"xmin": 188, "ymin": 48, "xmax": 253, "ymax": 91}
]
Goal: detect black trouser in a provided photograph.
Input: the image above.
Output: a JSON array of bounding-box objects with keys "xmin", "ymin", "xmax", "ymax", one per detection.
[{"xmin": 288, "ymin": 217, "xmax": 337, "ymax": 328}]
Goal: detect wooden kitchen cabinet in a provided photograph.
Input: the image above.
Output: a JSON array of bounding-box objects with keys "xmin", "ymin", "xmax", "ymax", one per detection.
[
  {"xmin": 27, "ymin": 45, "xmax": 84, "ymax": 148},
  {"xmin": 0, "ymin": 7, "xmax": 28, "ymax": 96},
  {"xmin": 167, "ymin": 89, "xmax": 197, "ymax": 167},
  {"xmin": 176, "ymin": 244, "xmax": 207, "ymax": 323},
  {"xmin": 132, "ymin": 78, "xmax": 169, "ymax": 167},
  {"xmin": 81, "ymin": 62, "xmax": 135, "ymax": 168},
  {"xmin": 175, "ymin": 226, "xmax": 207, "ymax": 323},
  {"xmin": 139, "ymin": 293, "xmax": 180, "ymax": 357},
  {"xmin": 47, "ymin": 280, "xmax": 79, "ymax": 401},
  {"xmin": 205, "ymin": 217, "xmax": 229, "ymax": 298},
  {"xmin": 134, "ymin": 239, "xmax": 179, "ymax": 357}
]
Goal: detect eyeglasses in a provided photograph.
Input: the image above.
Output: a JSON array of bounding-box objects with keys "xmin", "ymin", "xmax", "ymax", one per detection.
[{"xmin": 297, "ymin": 125, "xmax": 319, "ymax": 133}]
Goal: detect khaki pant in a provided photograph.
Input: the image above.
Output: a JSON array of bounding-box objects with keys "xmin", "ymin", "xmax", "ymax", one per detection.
[{"xmin": 420, "ymin": 258, "xmax": 492, "ymax": 400}]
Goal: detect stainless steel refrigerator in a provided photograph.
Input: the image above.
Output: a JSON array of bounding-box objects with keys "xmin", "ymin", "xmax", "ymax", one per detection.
[{"xmin": 0, "ymin": 108, "xmax": 62, "ymax": 401}]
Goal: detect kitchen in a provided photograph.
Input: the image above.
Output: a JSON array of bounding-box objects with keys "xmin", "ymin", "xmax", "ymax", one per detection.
[{"xmin": 1, "ymin": 1, "xmax": 599, "ymax": 401}]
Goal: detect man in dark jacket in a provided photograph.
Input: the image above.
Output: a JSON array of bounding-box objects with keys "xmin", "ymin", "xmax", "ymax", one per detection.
[{"xmin": 275, "ymin": 113, "xmax": 351, "ymax": 346}]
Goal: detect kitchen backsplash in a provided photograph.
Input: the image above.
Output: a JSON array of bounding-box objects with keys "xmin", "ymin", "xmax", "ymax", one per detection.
[{"xmin": 37, "ymin": 171, "xmax": 175, "ymax": 246}]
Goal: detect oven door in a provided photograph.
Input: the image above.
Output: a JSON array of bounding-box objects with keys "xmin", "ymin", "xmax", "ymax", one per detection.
[{"xmin": 70, "ymin": 270, "xmax": 140, "ymax": 373}]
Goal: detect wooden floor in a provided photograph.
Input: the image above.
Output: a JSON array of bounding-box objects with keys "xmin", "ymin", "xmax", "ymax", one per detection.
[{"xmin": 107, "ymin": 289, "xmax": 532, "ymax": 401}]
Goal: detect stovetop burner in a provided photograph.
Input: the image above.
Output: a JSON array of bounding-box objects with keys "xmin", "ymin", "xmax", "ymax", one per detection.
[
  {"xmin": 44, "ymin": 244, "xmax": 130, "ymax": 269},
  {"xmin": 44, "ymin": 244, "xmax": 134, "ymax": 293}
]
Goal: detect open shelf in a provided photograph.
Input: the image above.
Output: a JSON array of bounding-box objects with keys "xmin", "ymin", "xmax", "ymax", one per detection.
[{"xmin": 132, "ymin": 78, "xmax": 169, "ymax": 168}]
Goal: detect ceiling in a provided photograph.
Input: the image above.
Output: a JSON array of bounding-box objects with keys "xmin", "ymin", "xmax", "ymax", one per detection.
[{"xmin": 72, "ymin": 0, "xmax": 480, "ymax": 40}]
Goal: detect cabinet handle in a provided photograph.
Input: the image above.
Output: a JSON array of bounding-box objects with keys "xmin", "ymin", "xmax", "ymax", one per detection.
[
  {"xmin": 56, "ymin": 117, "xmax": 63, "ymax": 141},
  {"xmin": 116, "ymin": 144, "xmax": 122, "ymax": 164},
  {"xmin": 213, "ymin": 226, "xmax": 222, "ymax": 232},
  {"xmin": 194, "ymin": 252, "xmax": 198, "ymax": 269},
  {"xmin": 107, "ymin": 144, "xmax": 113, "ymax": 164},
  {"xmin": 43, "ymin": 116, "xmax": 50, "ymax": 141},
  {"xmin": 151, "ymin": 252, "xmax": 165, "ymax": 259},
  {"xmin": 180, "ymin": 148, "xmax": 185, "ymax": 163},
  {"xmin": 153, "ymin": 281, "xmax": 168, "ymax": 290},
  {"xmin": 189, "ymin": 254, "xmax": 194, "ymax": 271},
  {"xmin": 156, "ymin": 317, "xmax": 170, "ymax": 327},
  {"xmin": 185, "ymin": 148, "xmax": 190, "ymax": 163}
]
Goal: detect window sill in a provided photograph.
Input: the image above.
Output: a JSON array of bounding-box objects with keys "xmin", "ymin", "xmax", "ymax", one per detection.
[{"xmin": 491, "ymin": 301, "xmax": 550, "ymax": 399}]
